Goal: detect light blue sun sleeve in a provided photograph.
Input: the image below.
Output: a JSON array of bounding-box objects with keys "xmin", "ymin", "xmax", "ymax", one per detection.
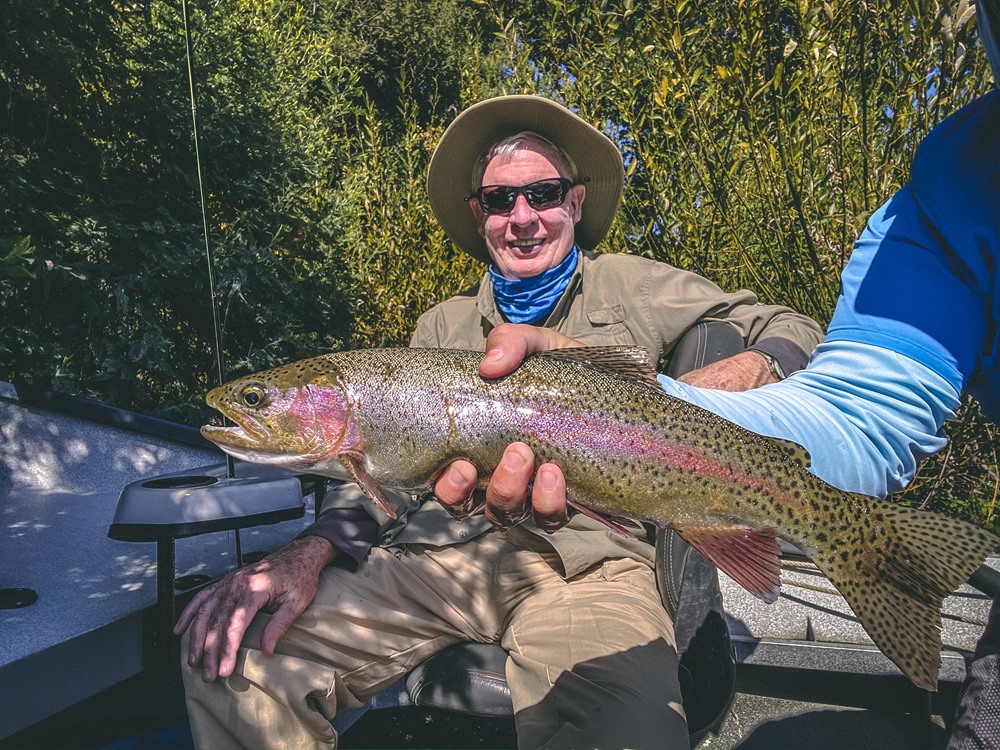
[{"xmin": 657, "ymin": 340, "xmax": 961, "ymax": 497}]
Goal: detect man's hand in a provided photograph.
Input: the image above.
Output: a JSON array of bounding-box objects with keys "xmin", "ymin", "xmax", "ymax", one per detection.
[
  {"xmin": 477, "ymin": 323, "xmax": 582, "ymax": 379},
  {"xmin": 677, "ymin": 350, "xmax": 777, "ymax": 390},
  {"xmin": 433, "ymin": 443, "xmax": 569, "ymax": 532},
  {"xmin": 174, "ymin": 535, "xmax": 337, "ymax": 682}
]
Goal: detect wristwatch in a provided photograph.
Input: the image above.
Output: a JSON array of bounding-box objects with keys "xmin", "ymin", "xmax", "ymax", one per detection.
[{"xmin": 754, "ymin": 350, "xmax": 786, "ymax": 380}]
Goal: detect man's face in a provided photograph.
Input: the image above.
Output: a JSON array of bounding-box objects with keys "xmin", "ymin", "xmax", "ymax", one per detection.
[{"xmin": 471, "ymin": 145, "xmax": 586, "ymax": 280}]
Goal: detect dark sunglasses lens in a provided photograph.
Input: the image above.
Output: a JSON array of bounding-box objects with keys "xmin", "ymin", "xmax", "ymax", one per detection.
[
  {"xmin": 480, "ymin": 186, "xmax": 517, "ymax": 214},
  {"xmin": 524, "ymin": 180, "xmax": 566, "ymax": 208}
]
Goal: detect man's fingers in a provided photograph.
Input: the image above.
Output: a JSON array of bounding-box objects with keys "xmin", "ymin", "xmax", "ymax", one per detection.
[
  {"xmin": 259, "ymin": 598, "xmax": 308, "ymax": 655},
  {"xmin": 182, "ymin": 587, "xmax": 222, "ymax": 667},
  {"xmin": 479, "ymin": 326, "xmax": 530, "ymax": 379},
  {"xmin": 433, "ymin": 460, "xmax": 482, "ymax": 517},
  {"xmin": 531, "ymin": 463, "xmax": 569, "ymax": 532},
  {"xmin": 199, "ymin": 619, "xmax": 224, "ymax": 681},
  {"xmin": 174, "ymin": 585, "xmax": 213, "ymax": 637},
  {"xmin": 216, "ymin": 601, "xmax": 257, "ymax": 679},
  {"xmin": 484, "ymin": 442, "xmax": 535, "ymax": 528}
]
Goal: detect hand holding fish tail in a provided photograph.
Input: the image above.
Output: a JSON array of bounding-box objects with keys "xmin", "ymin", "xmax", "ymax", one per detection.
[{"xmin": 174, "ymin": 536, "xmax": 337, "ymax": 681}]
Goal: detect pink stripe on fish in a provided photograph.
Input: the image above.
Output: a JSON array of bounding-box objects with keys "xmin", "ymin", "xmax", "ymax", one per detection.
[{"xmin": 519, "ymin": 402, "xmax": 806, "ymax": 510}]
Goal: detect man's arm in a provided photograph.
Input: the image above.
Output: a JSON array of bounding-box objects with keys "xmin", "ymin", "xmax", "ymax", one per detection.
[
  {"xmin": 638, "ymin": 259, "xmax": 823, "ymax": 378},
  {"xmin": 175, "ymin": 488, "xmax": 385, "ymax": 681},
  {"xmin": 676, "ymin": 349, "xmax": 777, "ymax": 389}
]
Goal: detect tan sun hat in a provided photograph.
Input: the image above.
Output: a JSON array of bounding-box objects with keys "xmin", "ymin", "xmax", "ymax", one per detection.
[{"xmin": 426, "ymin": 95, "xmax": 625, "ymax": 264}]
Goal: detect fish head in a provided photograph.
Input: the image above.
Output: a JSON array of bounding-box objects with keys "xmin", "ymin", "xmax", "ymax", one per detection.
[{"xmin": 200, "ymin": 356, "xmax": 356, "ymax": 474}]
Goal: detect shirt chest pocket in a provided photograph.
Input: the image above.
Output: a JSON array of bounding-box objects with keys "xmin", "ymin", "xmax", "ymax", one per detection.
[
  {"xmin": 580, "ymin": 305, "xmax": 631, "ymax": 345},
  {"xmin": 587, "ymin": 305, "xmax": 626, "ymax": 326}
]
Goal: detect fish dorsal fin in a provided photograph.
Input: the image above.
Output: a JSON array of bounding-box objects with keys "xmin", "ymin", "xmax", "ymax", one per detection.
[
  {"xmin": 536, "ymin": 346, "xmax": 659, "ymax": 388},
  {"xmin": 763, "ymin": 436, "xmax": 812, "ymax": 468},
  {"xmin": 674, "ymin": 524, "xmax": 781, "ymax": 604}
]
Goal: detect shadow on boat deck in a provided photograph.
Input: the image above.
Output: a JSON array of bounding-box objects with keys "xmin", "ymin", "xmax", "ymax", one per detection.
[{"xmin": 0, "ymin": 657, "xmax": 954, "ymax": 750}]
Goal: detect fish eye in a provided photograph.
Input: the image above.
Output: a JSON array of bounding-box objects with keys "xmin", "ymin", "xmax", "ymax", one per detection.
[{"xmin": 239, "ymin": 384, "xmax": 268, "ymax": 409}]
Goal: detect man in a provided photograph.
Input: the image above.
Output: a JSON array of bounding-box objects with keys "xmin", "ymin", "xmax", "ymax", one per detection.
[
  {"xmin": 176, "ymin": 94, "xmax": 823, "ymax": 749},
  {"xmin": 444, "ymin": 2, "xmax": 1000, "ymax": 746}
]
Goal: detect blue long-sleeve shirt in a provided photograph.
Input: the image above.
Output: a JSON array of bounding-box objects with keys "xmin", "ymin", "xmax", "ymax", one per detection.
[{"xmin": 661, "ymin": 90, "xmax": 1000, "ymax": 498}]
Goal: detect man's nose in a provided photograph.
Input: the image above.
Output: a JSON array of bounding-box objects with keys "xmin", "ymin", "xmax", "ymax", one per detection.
[{"xmin": 507, "ymin": 193, "xmax": 538, "ymax": 224}]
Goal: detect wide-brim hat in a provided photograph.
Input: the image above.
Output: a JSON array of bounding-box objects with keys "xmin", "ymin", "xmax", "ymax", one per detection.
[{"xmin": 427, "ymin": 95, "xmax": 625, "ymax": 264}]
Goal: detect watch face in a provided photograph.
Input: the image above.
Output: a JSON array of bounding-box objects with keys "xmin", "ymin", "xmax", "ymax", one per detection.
[{"xmin": 757, "ymin": 351, "xmax": 785, "ymax": 380}]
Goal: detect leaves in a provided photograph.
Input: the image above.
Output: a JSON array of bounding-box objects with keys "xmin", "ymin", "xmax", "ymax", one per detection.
[{"xmin": 0, "ymin": 236, "xmax": 34, "ymax": 279}]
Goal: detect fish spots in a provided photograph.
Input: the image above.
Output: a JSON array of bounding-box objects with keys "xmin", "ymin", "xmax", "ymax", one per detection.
[{"xmin": 204, "ymin": 345, "xmax": 1000, "ymax": 692}]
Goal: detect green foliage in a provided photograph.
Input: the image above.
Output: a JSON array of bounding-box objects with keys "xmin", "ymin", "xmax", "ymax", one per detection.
[
  {"xmin": 483, "ymin": 0, "xmax": 989, "ymax": 322},
  {"xmin": 907, "ymin": 397, "xmax": 999, "ymax": 534},
  {"xmin": 0, "ymin": 236, "xmax": 34, "ymax": 280},
  {"xmin": 0, "ymin": 0, "xmax": 995, "ymax": 528},
  {"xmin": 337, "ymin": 99, "xmax": 483, "ymax": 347}
]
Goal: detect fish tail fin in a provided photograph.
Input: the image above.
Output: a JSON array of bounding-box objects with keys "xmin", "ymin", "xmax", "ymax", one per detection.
[{"xmin": 812, "ymin": 498, "xmax": 997, "ymax": 691}]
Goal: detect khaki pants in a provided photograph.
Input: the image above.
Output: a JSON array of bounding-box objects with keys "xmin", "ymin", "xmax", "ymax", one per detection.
[{"xmin": 182, "ymin": 530, "xmax": 687, "ymax": 749}]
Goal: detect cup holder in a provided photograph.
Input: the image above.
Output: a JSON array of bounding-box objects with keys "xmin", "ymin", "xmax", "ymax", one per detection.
[
  {"xmin": 0, "ymin": 587, "xmax": 39, "ymax": 609},
  {"xmin": 141, "ymin": 476, "xmax": 218, "ymax": 490}
]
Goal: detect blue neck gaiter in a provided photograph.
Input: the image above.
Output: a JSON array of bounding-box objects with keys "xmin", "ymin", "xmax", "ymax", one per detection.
[{"xmin": 489, "ymin": 248, "xmax": 579, "ymax": 324}]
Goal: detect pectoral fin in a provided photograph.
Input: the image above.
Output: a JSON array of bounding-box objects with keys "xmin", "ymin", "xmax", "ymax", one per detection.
[
  {"xmin": 566, "ymin": 498, "xmax": 639, "ymax": 540},
  {"xmin": 674, "ymin": 524, "xmax": 781, "ymax": 603},
  {"xmin": 337, "ymin": 452, "xmax": 398, "ymax": 520}
]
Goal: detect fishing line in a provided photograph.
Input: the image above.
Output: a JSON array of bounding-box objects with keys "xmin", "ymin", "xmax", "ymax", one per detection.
[{"xmin": 181, "ymin": 0, "xmax": 235, "ymax": 481}]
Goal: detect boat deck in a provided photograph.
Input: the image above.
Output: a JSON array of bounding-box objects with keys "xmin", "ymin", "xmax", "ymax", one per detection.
[{"xmin": 0, "ymin": 383, "xmax": 314, "ymax": 742}]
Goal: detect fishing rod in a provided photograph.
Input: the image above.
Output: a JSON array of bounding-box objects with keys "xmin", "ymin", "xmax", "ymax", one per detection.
[{"xmin": 181, "ymin": 0, "xmax": 244, "ymax": 563}]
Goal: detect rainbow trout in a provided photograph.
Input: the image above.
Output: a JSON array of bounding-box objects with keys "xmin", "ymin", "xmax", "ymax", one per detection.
[{"xmin": 201, "ymin": 346, "xmax": 997, "ymax": 691}]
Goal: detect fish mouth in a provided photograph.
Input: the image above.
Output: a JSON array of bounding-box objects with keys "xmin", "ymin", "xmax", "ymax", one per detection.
[
  {"xmin": 200, "ymin": 424, "xmax": 316, "ymax": 469},
  {"xmin": 200, "ymin": 422, "xmax": 266, "ymax": 451},
  {"xmin": 201, "ymin": 402, "xmax": 272, "ymax": 448}
]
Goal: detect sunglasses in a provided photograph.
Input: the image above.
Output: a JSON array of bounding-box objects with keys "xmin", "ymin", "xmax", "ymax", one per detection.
[{"xmin": 469, "ymin": 178, "xmax": 575, "ymax": 215}]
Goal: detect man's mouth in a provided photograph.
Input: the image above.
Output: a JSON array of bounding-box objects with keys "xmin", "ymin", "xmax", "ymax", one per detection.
[{"xmin": 510, "ymin": 240, "xmax": 544, "ymax": 254}]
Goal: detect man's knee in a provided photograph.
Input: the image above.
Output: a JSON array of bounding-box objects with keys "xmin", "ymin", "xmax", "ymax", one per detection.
[{"xmin": 514, "ymin": 638, "xmax": 687, "ymax": 749}]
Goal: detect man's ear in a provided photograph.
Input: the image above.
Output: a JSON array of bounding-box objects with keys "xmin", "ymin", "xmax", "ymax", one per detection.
[
  {"xmin": 568, "ymin": 184, "xmax": 586, "ymax": 224},
  {"xmin": 470, "ymin": 198, "xmax": 488, "ymax": 238}
]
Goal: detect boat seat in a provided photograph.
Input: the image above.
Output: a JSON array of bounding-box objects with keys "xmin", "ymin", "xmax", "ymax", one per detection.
[{"xmin": 333, "ymin": 320, "xmax": 742, "ymax": 742}]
